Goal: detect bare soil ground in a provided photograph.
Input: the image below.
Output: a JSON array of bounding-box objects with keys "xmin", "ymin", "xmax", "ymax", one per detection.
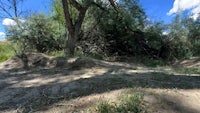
[{"xmin": 0, "ymin": 53, "xmax": 200, "ymax": 113}]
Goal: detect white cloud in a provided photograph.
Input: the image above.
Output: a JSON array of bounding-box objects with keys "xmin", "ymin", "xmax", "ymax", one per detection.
[
  {"xmin": 2, "ymin": 18, "xmax": 17, "ymax": 26},
  {"xmin": 167, "ymin": 0, "xmax": 200, "ymax": 20},
  {"xmin": 162, "ymin": 31, "xmax": 169, "ymax": 35},
  {"xmin": 0, "ymin": 32, "xmax": 6, "ymax": 41},
  {"xmin": 2, "ymin": 18, "xmax": 25, "ymax": 26},
  {"xmin": 191, "ymin": 5, "xmax": 200, "ymax": 20}
]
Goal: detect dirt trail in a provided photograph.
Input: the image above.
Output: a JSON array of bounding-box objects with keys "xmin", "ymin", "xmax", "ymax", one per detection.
[{"xmin": 0, "ymin": 54, "xmax": 200, "ymax": 113}]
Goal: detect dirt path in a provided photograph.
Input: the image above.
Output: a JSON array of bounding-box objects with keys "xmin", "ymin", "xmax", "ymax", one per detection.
[{"xmin": 0, "ymin": 56, "xmax": 200, "ymax": 113}]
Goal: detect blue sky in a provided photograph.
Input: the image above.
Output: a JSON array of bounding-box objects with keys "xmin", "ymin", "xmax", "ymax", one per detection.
[
  {"xmin": 0, "ymin": 0, "xmax": 52, "ymax": 40},
  {"xmin": 139, "ymin": 0, "xmax": 175, "ymax": 23},
  {"xmin": 1, "ymin": 0, "xmax": 200, "ymax": 40}
]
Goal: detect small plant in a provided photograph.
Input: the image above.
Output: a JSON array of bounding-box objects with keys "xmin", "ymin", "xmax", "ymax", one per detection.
[
  {"xmin": 96, "ymin": 93, "xmax": 145, "ymax": 113},
  {"xmin": 96, "ymin": 101, "xmax": 115, "ymax": 113},
  {"xmin": 117, "ymin": 94, "xmax": 144, "ymax": 113}
]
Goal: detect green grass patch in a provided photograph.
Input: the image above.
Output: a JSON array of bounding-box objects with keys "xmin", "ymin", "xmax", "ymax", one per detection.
[
  {"xmin": 0, "ymin": 41, "xmax": 15, "ymax": 62},
  {"xmin": 48, "ymin": 50, "xmax": 65, "ymax": 57},
  {"xmin": 96, "ymin": 93, "xmax": 145, "ymax": 113}
]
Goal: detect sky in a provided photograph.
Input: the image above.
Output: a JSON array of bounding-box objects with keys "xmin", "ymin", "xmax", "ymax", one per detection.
[
  {"xmin": 0, "ymin": 0, "xmax": 51, "ymax": 40},
  {"xmin": 139, "ymin": 0, "xmax": 175, "ymax": 23},
  {"xmin": 0, "ymin": 0, "xmax": 200, "ymax": 40}
]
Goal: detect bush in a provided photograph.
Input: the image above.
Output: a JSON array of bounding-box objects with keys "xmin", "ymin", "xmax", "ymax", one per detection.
[
  {"xmin": 0, "ymin": 42, "xmax": 14, "ymax": 62},
  {"xmin": 78, "ymin": 0, "xmax": 147, "ymax": 57},
  {"xmin": 186, "ymin": 18, "xmax": 200, "ymax": 56},
  {"xmin": 6, "ymin": 14, "xmax": 65, "ymax": 53}
]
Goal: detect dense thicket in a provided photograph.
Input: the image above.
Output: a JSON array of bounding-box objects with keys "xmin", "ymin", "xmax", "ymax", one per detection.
[{"xmin": 6, "ymin": 0, "xmax": 200, "ymax": 60}]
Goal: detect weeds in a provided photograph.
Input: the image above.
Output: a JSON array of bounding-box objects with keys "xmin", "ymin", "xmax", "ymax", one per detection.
[{"xmin": 96, "ymin": 93, "xmax": 145, "ymax": 113}]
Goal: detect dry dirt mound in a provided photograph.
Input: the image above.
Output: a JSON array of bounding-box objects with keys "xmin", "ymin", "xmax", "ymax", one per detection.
[
  {"xmin": 174, "ymin": 57, "xmax": 200, "ymax": 69},
  {"xmin": 0, "ymin": 53, "xmax": 52, "ymax": 69},
  {"xmin": 0, "ymin": 53, "xmax": 108, "ymax": 70},
  {"xmin": 70, "ymin": 57, "xmax": 109, "ymax": 69}
]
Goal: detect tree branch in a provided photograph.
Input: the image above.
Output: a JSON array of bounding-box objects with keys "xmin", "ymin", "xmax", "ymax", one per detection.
[
  {"xmin": 69, "ymin": 0, "xmax": 83, "ymax": 11},
  {"xmin": 75, "ymin": 8, "xmax": 87, "ymax": 32},
  {"xmin": 108, "ymin": 0, "xmax": 118, "ymax": 12},
  {"xmin": 61, "ymin": 0, "xmax": 73, "ymax": 32},
  {"xmin": 0, "ymin": 0, "xmax": 23, "ymax": 18},
  {"xmin": 91, "ymin": 1, "xmax": 106, "ymax": 11}
]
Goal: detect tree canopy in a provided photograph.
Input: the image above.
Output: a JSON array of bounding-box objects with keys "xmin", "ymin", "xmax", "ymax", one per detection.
[{"xmin": 2, "ymin": 0, "xmax": 200, "ymax": 60}]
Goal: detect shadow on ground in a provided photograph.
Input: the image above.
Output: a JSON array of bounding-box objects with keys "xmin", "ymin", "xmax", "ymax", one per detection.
[{"xmin": 0, "ymin": 61, "xmax": 200, "ymax": 113}]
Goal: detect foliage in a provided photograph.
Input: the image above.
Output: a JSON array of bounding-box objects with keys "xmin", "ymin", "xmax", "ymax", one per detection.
[
  {"xmin": 144, "ymin": 22, "xmax": 165, "ymax": 50},
  {"xmin": 163, "ymin": 15, "xmax": 192, "ymax": 59},
  {"xmin": 0, "ymin": 41, "xmax": 15, "ymax": 62},
  {"xmin": 145, "ymin": 14, "xmax": 195, "ymax": 60},
  {"xmin": 51, "ymin": 0, "xmax": 199, "ymax": 60},
  {"xmin": 4, "ymin": 0, "xmax": 199, "ymax": 61},
  {"xmin": 78, "ymin": 0, "xmax": 147, "ymax": 56},
  {"xmin": 6, "ymin": 14, "xmax": 65, "ymax": 53},
  {"xmin": 184, "ymin": 18, "xmax": 200, "ymax": 56},
  {"xmin": 52, "ymin": 0, "xmax": 65, "ymax": 24}
]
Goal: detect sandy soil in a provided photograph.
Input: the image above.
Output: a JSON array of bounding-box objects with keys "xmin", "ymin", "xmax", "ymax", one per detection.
[{"xmin": 0, "ymin": 54, "xmax": 200, "ymax": 113}]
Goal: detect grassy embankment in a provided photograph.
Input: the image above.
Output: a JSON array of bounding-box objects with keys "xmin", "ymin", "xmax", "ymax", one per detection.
[{"xmin": 0, "ymin": 41, "xmax": 15, "ymax": 62}]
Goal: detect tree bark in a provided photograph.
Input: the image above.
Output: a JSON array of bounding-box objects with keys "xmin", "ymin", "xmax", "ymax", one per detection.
[
  {"xmin": 66, "ymin": 31, "xmax": 75, "ymax": 55},
  {"xmin": 62, "ymin": 0, "xmax": 117, "ymax": 55},
  {"xmin": 62, "ymin": 0, "xmax": 87, "ymax": 55}
]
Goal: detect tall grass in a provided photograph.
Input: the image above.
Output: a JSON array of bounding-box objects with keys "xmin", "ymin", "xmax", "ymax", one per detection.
[{"xmin": 0, "ymin": 41, "xmax": 15, "ymax": 62}]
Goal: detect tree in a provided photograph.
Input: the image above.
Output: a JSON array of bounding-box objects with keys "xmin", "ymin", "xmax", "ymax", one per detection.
[
  {"xmin": 184, "ymin": 18, "xmax": 200, "ymax": 56},
  {"xmin": 0, "ymin": 0, "xmax": 24, "ymax": 27},
  {"xmin": 7, "ymin": 14, "xmax": 64, "ymax": 53},
  {"xmin": 161, "ymin": 15, "xmax": 192, "ymax": 59},
  {"xmin": 93, "ymin": 0, "xmax": 146, "ymax": 56},
  {"xmin": 53, "ymin": 0, "xmax": 65, "ymax": 24},
  {"xmin": 61, "ymin": 0, "xmax": 118, "ymax": 55},
  {"xmin": 0, "ymin": 0, "xmax": 23, "ymax": 18}
]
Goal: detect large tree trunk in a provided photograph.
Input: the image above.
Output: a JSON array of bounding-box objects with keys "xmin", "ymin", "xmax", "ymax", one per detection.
[
  {"xmin": 62, "ymin": 0, "xmax": 87, "ymax": 55},
  {"xmin": 66, "ymin": 32, "xmax": 75, "ymax": 55}
]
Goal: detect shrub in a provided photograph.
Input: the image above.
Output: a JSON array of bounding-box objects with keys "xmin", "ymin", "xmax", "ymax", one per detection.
[
  {"xmin": 0, "ymin": 42, "xmax": 14, "ymax": 62},
  {"xmin": 6, "ymin": 14, "xmax": 65, "ymax": 53}
]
